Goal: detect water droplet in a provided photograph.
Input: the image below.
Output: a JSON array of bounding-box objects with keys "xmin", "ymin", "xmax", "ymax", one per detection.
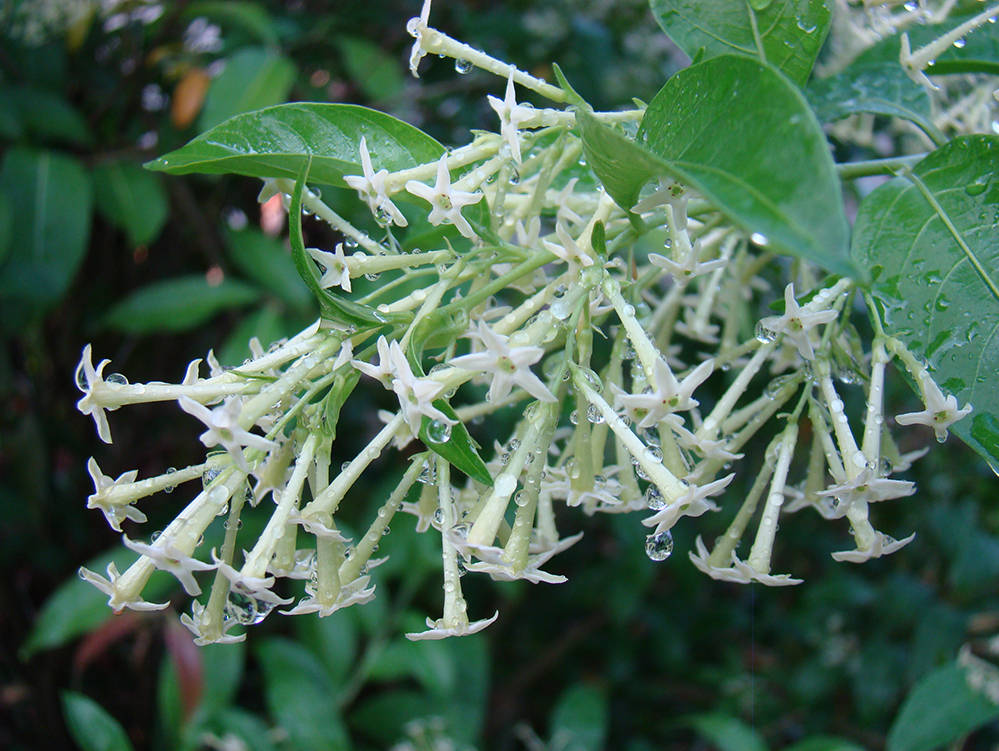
[
  {"xmin": 454, "ymin": 57, "xmax": 473, "ymax": 74},
  {"xmin": 343, "ymin": 238, "xmax": 358, "ymax": 249},
  {"xmin": 419, "ymin": 460, "xmax": 437, "ymax": 485},
  {"xmin": 904, "ymin": 0, "xmax": 918, "ymax": 10},
  {"xmin": 645, "ymin": 485, "xmax": 666, "ymax": 511},
  {"xmin": 953, "ymin": 37, "xmax": 966, "ymax": 49},
  {"xmin": 586, "ymin": 404, "xmax": 605, "ymax": 424},
  {"xmin": 225, "ymin": 591, "xmax": 274, "ymax": 625},
  {"xmin": 202, "ymin": 467, "xmax": 221, "ymax": 488},
  {"xmin": 796, "ymin": 19, "xmax": 816, "ymax": 33},
  {"xmin": 645, "ymin": 530, "xmax": 674, "ymax": 561},
  {"xmin": 755, "ymin": 321, "xmax": 777, "ymax": 343},
  {"xmin": 107, "ymin": 373, "xmax": 129, "ymax": 385},
  {"xmin": 514, "ymin": 490, "xmax": 529, "ymax": 507},
  {"xmin": 765, "ymin": 374, "xmax": 797, "ymax": 399},
  {"xmin": 164, "ymin": 467, "xmax": 177, "ymax": 494},
  {"xmin": 966, "ymin": 176, "xmax": 989, "ymax": 196},
  {"xmin": 570, "ymin": 409, "xmax": 579, "ymax": 425},
  {"xmin": 750, "ymin": 232, "xmax": 769, "ymax": 247}
]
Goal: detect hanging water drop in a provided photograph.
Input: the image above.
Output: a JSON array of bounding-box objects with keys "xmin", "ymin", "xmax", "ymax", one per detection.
[
  {"xmin": 755, "ymin": 320, "xmax": 777, "ymax": 344},
  {"xmin": 645, "ymin": 530, "xmax": 674, "ymax": 561},
  {"xmin": 749, "ymin": 232, "xmax": 769, "ymax": 247},
  {"xmin": 586, "ymin": 404, "xmax": 605, "ymax": 424},
  {"xmin": 454, "ymin": 58, "xmax": 473, "ymax": 74},
  {"xmin": 107, "ymin": 372, "xmax": 129, "ymax": 385},
  {"xmin": 164, "ymin": 467, "xmax": 177, "ymax": 494},
  {"xmin": 644, "ymin": 485, "xmax": 666, "ymax": 511}
]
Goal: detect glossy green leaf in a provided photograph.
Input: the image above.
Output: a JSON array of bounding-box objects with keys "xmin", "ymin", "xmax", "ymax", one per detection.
[
  {"xmin": 549, "ymin": 684, "xmax": 609, "ymax": 751},
  {"xmin": 294, "ymin": 608, "xmax": 358, "ymax": 685},
  {"xmin": 638, "ymin": 55, "xmax": 853, "ymax": 276},
  {"xmin": 577, "ymin": 110, "xmax": 662, "ymax": 212},
  {"xmin": 198, "ymin": 47, "xmax": 297, "ymax": 131},
  {"xmin": 61, "ymin": 692, "xmax": 135, "ymax": 751},
  {"xmin": 0, "ymin": 148, "xmax": 92, "ymax": 314},
  {"xmin": 104, "ymin": 275, "xmax": 260, "ymax": 333},
  {"xmin": 419, "ymin": 399, "xmax": 493, "ymax": 486},
  {"xmin": 685, "ymin": 713, "xmax": 769, "ymax": 751},
  {"xmin": 349, "ymin": 691, "xmax": 436, "ymax": 745},
  {"xmin": 218, "ymin": 305, "xmax": 296, "ymax": 367},
  {"xmin": 207, "ymin": 710, "xmax": 278, "ymax": 751},
  {"xmin": 338, "ymin": 36, "xmax": 406, "ymax": 101},
  {"xmin": 649, "ymin": 0, "xmax": 831, "ymax": 85},
  {"xmin": 147, "ymin": 103, "xmax": 444, "ymax": 188},
  {"xmin": 181, "ymin": 2, "xmax": 279, "ymax": 46},
  {"xmin": 224, "ymin": 227, "xmax": 313, "ymax": 311},
  {"xmin": 255, "ymin": 638, "xmax": 350, "ymax": 751},
  {"xmin": 806, "ymin": 63, "xmax": 943, "ymax": 145},
  {"xmin": 887, "ymin": 662, "xmax": 999, "ymax": 751},
  {"xmin": 92, "ymin": 161, "xmax": 169, "ymax": 246},
  {"xmin": 851, "ymin": 135, "xmax": 999, "ymax": 466}
]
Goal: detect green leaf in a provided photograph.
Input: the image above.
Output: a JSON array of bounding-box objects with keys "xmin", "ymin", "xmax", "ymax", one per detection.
[
  {"xmin": 419, "ymin": 400, "xmax": 493, "ymax": 486},
  {"xmin": 638, "ymin": 55, "xmax": 854, "ymax": 276},
  {"xmin": 92, "ymin": 161, "xmax": 169, "ymax": 246},
  {"xmin": 104, "ymin": 275, "xmax": 261, "ymax": 333},
  {"xmin": 649, "ymin": 0, "xmax": 831, "ymax": 85},
  {"xmin": 181, "ymin": 2, "xmax": 279, "ymax": 46},
  {"xmin": 218, "ymin": 305, "xmax": 296, "ymax": 367},
  {"xmin": 887, "ymin": 662, "xmax": 999, "ymax": 751},
  {"xmin": 577, "ymin": 110, "xmax": 662, "ymax": 212},
  {"xmin": 147, "ymin": 102, "xmax": 444, "ymax": 188},
  {"xmin": 338, "ymin": 37, "xmax": 406, "ymax": 101},
  {"xmin": 224, "ymin": 227, "xmax": 314, "ymax": 311},
  {"xmin": 198, "ymin": 47, "xmax": 297, "ymax": 131},
  {"xmin": 0, "ymin": 148, "xmax": 92, "ymax": 314},
  {"xmin": 806, "ymin": 63, "xmax": 944, "ymax": 145},
  {"xmin": 286, "ymin": 161, "xmax": 401, "ymax": 327},
  {"xmin": 349, "ymin": 690, "xmax": 436, "ymax": 745},
  {"xmin": 549, "ymin": 684, "xmax": 609, "ymax": 751},
  {"xmin": 61, "ymin": 692, "xmax": 135, "ymax": 751},
  {"xmin": 4, "ymin": 85, "xmax": 93, "ymax": 146},
  {"xmin": 294, "ymin": 608, "xmax": 359, "ymax": 685},
  {"xmin": 367, "ymin": 638, "xmax": 457, "ymax": 695},
  {"xmin": 851, "ymin": 135, "xmax": 999, "ymax": 466},
  {"xmin": 685, "ymin": 713, "xmax": 769, "ymax": 751},
  {"xmin": 784, "ymin": 737, "xmax": 864, "ymax": 751},
  {"xmin": 207, "ymin": 709, "xmax": 278, "ymax": 751},
  {"xmin": 255, "ymin": 638, "xmax": 350, "ymax": 751}
]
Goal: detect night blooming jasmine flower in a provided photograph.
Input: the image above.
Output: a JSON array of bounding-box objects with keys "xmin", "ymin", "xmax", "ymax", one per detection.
[
  {"xmin": 688, "ymin": 537, "xmax": 803, "ymax": 586},
  {"xmin": 86, "ymin": 457, "xmax": 144, "ymax": 531},
  {"xmin": 122, "ymin": 535, "xmax": 217, "ymax": 596},
  {"xmin": 757, "ymin": 283, "xmax": 839, "ymax": 360},
  {"xmin": 343, "ymin": 137, "xmax": 408, "ymax": 227},
  {"xmin": 643, "ymin": 474, "xmax": 734, "ymax": 533},
  {"xmin": 612, "ymin": 358, "xmax": 714, "ymax": 429},
  {"xmin": 78, "ymin": 562, "xmax": 169, "ymax": 612},
  {"xmin": 406, "ymin": 611, "xmax": 500, "ymax": 641},
  {"xmin": 542, "ymin": 220, "xmax": 594, "ymax": 267},
  {"xmin": 405, "ymin": 155, "xmax": 483, "ymax": 239},
  {"xmin": 178, "ymin": 396, "xmax": 278, "ymax": 471},
  {"xmin": 487, "ymin": 72, "xmax": 535, "ymax": 163},
  {"xmin": 307, "ymin": 243, "xmax": 352, "ymax": 292},
  {"xmin": 895, "ymin": 371, "xmax": 973, "ymax": 442},
  {"xmin": 406, "ymin": 0, "xmax": 433, "ymax": 77},
  {"xmin": 464, "ymin": 532, "xmax": 584, "ymax": 584},
  {"xmin": 831, "ymin": 531, "xmax": 917, "ymax": 563},
  {"xmin": 817, "ymin": 467, "xmax": 916, "ymax": 507},
  {"xmin": 448, "ymin": 321, "xmax": 556, "ymax": 403},
  {"xmin": 75, "ymin": 344, "xmax": 116, "ymax": 443}
]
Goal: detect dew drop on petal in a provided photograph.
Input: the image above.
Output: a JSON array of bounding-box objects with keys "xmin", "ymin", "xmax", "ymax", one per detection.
[{"xmin": 107, "ymin": 373, "xmax": 129, "ymax": 385}]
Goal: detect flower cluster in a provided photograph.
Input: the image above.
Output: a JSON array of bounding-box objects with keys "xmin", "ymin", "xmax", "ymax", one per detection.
[{"xmin": 76, "ymin": 0, "xmax": 975, "ymax": 644}]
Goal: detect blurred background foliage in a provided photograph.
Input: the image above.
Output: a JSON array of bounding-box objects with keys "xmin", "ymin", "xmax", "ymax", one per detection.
[{"xmin": 1, "ymin": 1, "xmax": 998, "ymax": 749}]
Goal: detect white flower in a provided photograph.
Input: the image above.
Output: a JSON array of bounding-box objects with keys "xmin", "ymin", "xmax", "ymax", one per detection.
[
  {"xmin": 405, "ymin": 155, "xmax": 483, "ymax": 239},
  {"xmin": 487, "ymin": 72, "xmax": 535, "ymax": 164},
  {"xmin": 613, "ymin": 358, "xmax": 714, "ymax": 429},
  {"xmin": 895, "ymin": 373, "xmax": 972, "ymax": 442},
  {"xmin": 180, "ymin": 600, "xmax": 246, "ymax": 645},
  {"xmin": 817, "ymin": 467, "xmax": 916, "ymax": 507},
  {"xmin": 352, "ymin": 335, "xmax": 395, "ymax": 385},
  {"xmin": 406, "ymin": 610, "xmax": 499, "ymax": 641},
  {"xmin": 86, "ymin": 457, "xmax": 144, "ymax": 531},
  {"xmin": 406, "ymin": 0, "xmax": 433, "ymax": 77},
  {"xmin": 643, "ymin": 473, "xmax": 734, "ymax": 533},
  {"xmin": 212, "ymin": 552, "xmax": 293, "ymax": 606},
  {"xmin": 758, "ymin": 283, "xmax": 838, "ymax": 360},
  {"xmin": 122, "ymin": 535, "xmax": 216, "ymax": 595},
  {"xmin": 178, "ymin": 396, "xmax": 277, "ymax": 471},
  {"xmin": 542, "ymin": 220, "xmax": 594, "ymax": 267},
  {"xmin": 307, "ymin": 244, "xmax": 352, "ymax": 292},
  {"xmin": 464, "ymin": 532, "xmax": 583, "ymax": 584},
  {"xmin": 343, "ymin": 137, "xmax": 408, "ymax": 227},
  {"xmin": 448, "ymin": 321, "xmax": 556, "ymax": 404},
  {"xmin": 281, "ymin": 575, "xmax": 376, "ymax": 616},
  {"xmin": 831, "ymin": 531, "xmax": 916, "ymax": 563},
  {"xmin": 78, "ymin": 562, "xmax": 169, "ymax": 612},
  {"xmin": 75, "ymin": 344, "xmax": 116, "ymax": 443},
  {"xmin": 649, "ymin": 240, "xmax": 726, "ymax": 281},
  {"xmin": 688, "ymin": 537, "xmax": 803, "ymax": 586}
]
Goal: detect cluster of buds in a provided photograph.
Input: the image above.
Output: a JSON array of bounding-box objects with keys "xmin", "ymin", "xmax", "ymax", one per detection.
[{"xmin": 76, "ymin": 0, "xmax": 973, "ymax": 643}]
